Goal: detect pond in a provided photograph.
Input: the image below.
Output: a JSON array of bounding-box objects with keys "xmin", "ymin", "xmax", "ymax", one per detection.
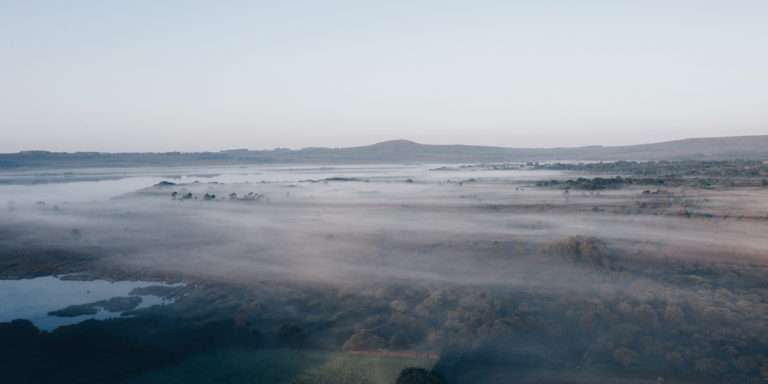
[{"xmin": 0, "ymin": 276, "xmax": 181, "ymax": 330}]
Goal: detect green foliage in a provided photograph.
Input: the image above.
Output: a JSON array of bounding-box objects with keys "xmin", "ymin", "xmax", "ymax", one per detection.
[{"xmin": 126, "ymin": 348, "xmax": 432, "ymax": 384}]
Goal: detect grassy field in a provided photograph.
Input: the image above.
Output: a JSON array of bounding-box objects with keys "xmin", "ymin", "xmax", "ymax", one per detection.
[{"xmin": 124, "ymin": 348, "xmax": 434, "ymax": 384}]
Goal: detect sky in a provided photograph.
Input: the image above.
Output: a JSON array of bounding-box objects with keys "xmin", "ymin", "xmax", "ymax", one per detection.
[{"xmin": 1, "ymin": 0, "xmax": 766, "ymax": 153}]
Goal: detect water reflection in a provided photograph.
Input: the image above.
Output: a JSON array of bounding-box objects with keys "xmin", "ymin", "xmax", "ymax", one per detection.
[{"xmin": 0, "ymin": 276, "xmax": 181, "ymax": 330}]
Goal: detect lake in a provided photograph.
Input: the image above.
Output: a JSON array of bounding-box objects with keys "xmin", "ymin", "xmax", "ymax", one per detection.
[{"xmin": 0, "ymin": 276, "xmax": 181, "ymax": 330}]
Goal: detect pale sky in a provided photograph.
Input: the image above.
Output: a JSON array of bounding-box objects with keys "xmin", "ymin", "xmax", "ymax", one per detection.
[{"xmin": 1, "ymin": 0, "xmax": 766, "ymax": 152}]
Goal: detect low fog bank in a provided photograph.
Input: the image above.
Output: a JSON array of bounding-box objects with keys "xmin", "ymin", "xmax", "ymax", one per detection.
[
  {"xmin": 4, "ymin": 166, "xmax": 768, "ymax": 383},
  {"xmin": 2, "ymin": 174, "xmax": 767, "ymax": 291}
]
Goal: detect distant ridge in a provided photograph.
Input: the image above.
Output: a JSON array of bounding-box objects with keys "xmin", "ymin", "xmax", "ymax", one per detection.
[{"xmin": 2, "ymin": 135, "xmax": 767, "ymax": 169}]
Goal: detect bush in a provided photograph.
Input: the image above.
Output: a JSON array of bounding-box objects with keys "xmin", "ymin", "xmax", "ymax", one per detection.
[{"xmin": 396, "ymin": 368, "xmax": 446, "ymax": 384}]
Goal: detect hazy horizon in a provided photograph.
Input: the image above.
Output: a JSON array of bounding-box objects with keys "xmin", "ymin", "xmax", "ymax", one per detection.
[
  {"xmin": 2, "ymin": 1, "xmax": 767, "ymax": 152},
  {"xmin": 6, "ymin": 133, "xmax": 768, "ymax": 155}
]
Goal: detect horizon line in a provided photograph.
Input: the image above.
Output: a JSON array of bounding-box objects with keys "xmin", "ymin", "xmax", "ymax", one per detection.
[{"xmin": 4, "ymin": 133, "xmax": 768, "ymax": 156}]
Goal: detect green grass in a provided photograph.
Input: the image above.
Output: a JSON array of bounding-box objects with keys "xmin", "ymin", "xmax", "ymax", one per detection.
[{"xmin": 124, "ymin": 348, "xmax": 433, "ymax": 384}]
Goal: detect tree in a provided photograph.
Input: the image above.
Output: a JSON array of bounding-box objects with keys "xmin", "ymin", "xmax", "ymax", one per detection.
[{"xmin": 396, "ymin": 368, "xmax": 446, "ymax": 384}]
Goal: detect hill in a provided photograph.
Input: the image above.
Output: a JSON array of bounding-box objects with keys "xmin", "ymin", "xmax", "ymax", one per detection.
[{"xmin": 1, "ymin": 135, "xmax": 767, "ymax": 169}]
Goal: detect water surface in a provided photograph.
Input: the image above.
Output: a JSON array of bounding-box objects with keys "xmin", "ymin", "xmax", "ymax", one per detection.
[{"xmin": 0, "ymin": 276, "xmax": 180, "ymax": 330}]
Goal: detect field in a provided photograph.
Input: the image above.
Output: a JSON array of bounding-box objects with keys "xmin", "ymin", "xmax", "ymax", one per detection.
[
  {"xmin": 125, "ymin": 348, "xmax": 433, "ymax": 384},
  {"xmin": 1, "ymin": 161, "xmax": 768, "ymax": 383}
]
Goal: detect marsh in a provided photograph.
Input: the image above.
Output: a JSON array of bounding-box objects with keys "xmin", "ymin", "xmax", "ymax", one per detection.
[{"xmin": 2, "ymin": 162, "xmax": 768, "ymax": 383}]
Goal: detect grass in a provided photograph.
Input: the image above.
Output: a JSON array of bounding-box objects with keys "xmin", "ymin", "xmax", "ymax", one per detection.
[{"xmin": 124, "ymin": 348, "xmax": 434, "ymax": 384}]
